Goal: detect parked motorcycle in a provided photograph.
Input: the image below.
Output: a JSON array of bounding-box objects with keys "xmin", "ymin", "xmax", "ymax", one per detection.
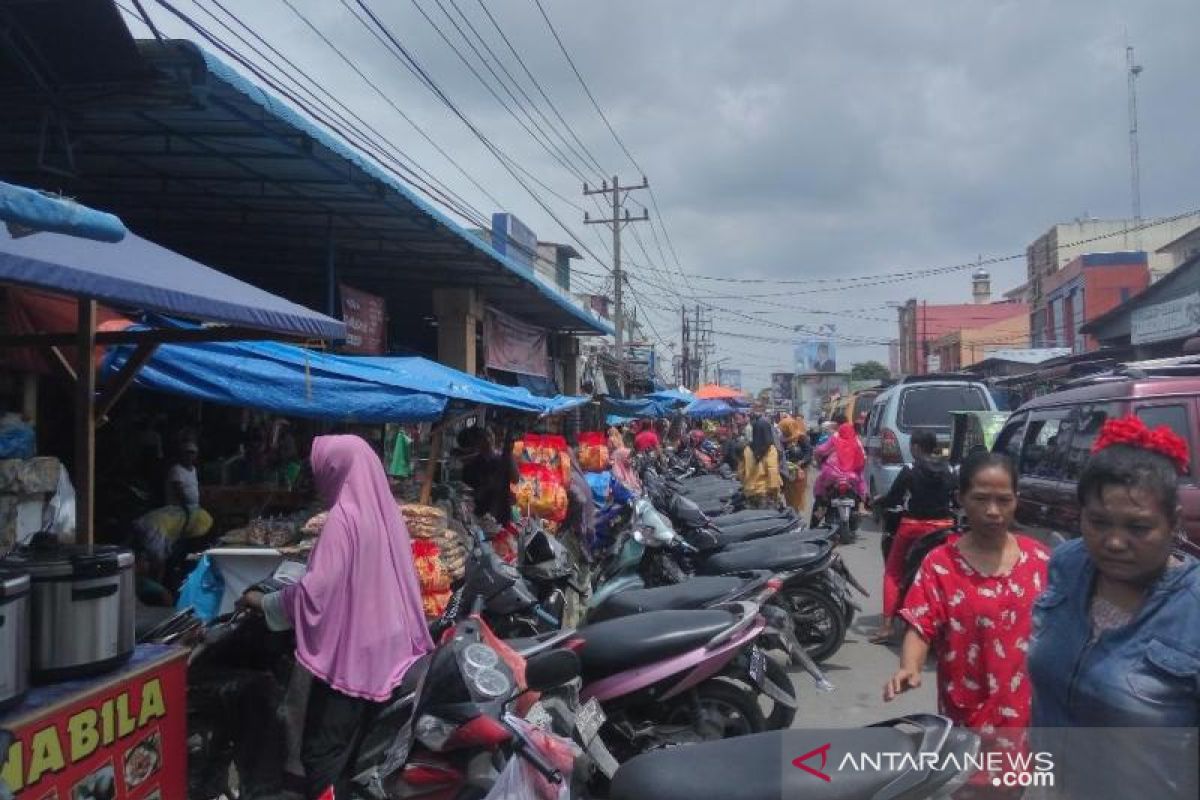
[
  {"xmin": 618, "ymin": 495, "xmax": 861, "ymax": 663},
  {"xmin": 610, "ymin": 714, "xmax": 981, "ymax": 800},
  {"xmin": 438, "ymin": 530, "xmax": 798, "ymax": 762}
]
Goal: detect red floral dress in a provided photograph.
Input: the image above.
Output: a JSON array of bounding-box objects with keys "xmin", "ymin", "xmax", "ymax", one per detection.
[
  {"xmin": 899, "ymin": 535, "xmax": 1049, "ymax": 731},
  {"xmin": 900, "ymin": 536, "xmax": 1049, "ymax": 797}
]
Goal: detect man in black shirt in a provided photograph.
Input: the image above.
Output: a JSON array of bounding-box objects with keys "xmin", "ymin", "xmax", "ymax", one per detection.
[{"xmin": 455, "ymin": 426, "xmax": 517, "ymax": 523}]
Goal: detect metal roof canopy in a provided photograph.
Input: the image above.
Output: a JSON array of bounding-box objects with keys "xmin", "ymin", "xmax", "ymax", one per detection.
[{"xmin": 0, "ymin": 34, "xmax": 611, "ymax": 335}]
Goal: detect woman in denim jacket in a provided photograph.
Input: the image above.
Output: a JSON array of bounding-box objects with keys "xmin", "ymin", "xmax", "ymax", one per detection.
[{"xmin": 1028, "ymin": 416, "xmax": 1200, "ymax": 799}]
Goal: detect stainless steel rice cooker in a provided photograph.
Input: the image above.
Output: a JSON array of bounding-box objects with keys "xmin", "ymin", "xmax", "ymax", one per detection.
[
  {"xmin": 4, "ymin": 543, "xmax": 135, "ymax": 682},
  {"xmin": 0, "ymin": 569, "xmax": 30, "ymax": 710}
]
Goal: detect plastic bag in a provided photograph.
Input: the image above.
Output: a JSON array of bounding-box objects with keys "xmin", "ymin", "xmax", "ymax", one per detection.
[
  {"xmin": 0, "ymin": 414, "xmax": 34, "ymax": 460},
  {"xmin": 576, "ymin": 431, "xmax": 610, "ymax": 472},
  {"xmin": 516, "ymin": 434, "xmax": 571, "ymax": 484},
  {"xmin": 482, "ymin": 717, "xmax": 577, "ymax": 800},
  {"xmin": 512, "ymin": 463, "xmax": 568, "ymax": 523},
  {"xmin": 176, "ymin": 554, "xmax": 225, "ymax": 623}
]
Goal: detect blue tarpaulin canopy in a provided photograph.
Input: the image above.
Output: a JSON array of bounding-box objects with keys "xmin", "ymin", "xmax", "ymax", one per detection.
[
  {"xmin": 684, "ymin": 398, "xmax": 739, "ymax": 419},
  {"xmin": 103, "ymin": 339, "xmax": 586, "ymax": 422},
  {"xmin": 0, "ymin": 181, "xmax": 128, "ymax": 243},
  {"xmin": 647, "ymin": 388, "xmax": 694, "ymax": 406},
  {"xmin": 0, "ymin": 225, "xmax": 346, "ymax": 341}
]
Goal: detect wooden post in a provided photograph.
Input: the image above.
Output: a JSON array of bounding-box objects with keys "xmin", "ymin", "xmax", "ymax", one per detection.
[
  {"xmin": 75, "ymin": 299, "xmax": 96, "ymax": 545},
  {"xmin": 419, "ymin": 426, "xmax": 443, "ymax": 505}
]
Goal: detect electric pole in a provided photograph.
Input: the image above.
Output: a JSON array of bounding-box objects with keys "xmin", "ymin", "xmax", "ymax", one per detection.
[{"xmin": 584, "ymin": 176, "xmax": 650, "ymax": 392}]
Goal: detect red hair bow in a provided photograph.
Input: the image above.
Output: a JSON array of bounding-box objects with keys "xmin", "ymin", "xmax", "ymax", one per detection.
[{"xmin": 1091, "ymin": 414, "xmax": 1191, "ymax": 474}]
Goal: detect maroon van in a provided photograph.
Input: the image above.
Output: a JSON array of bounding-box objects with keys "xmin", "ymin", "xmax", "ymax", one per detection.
[{"xmin": 993, "ymin": 368, "xmax": 1200, "ymax": 554}]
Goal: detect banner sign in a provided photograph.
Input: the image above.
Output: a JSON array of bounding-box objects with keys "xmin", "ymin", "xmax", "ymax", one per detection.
[
  {"xmin": 491, "ymin": 212, "xmax": 538, "ymax": 268},
  {"xmin": 718, "ymin": 368, "xmax": 743, "ymax": 390},
  {"xmin": 485, "ymin": 306, "xmax": 549, "ymax": 377},
  {"xmin": 1131, "ymin": 291, "xmax": 1200, "ymax": 344},
  {"xmin": 1, "ymin": 647, "xmax": 187, "ymax": 800},
  {"xmin": 770, "ymin": 373, "xmax": 794, "ymax": 411},
  {"xmin": 794, "ymin": 324, "xmax": 838, "ymax": 373},
  {"xmin": 796, "ymin": 373, "xmax": 851, "ymax": 420},
  {"xmin": 339, "ymin": 283, "xmax": 387, "ymax": 354}
]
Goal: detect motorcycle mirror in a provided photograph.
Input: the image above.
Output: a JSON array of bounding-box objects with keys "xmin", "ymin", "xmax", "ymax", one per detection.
[{"xmin": 524, "ymin": 649, "xmax": 581, "ymax": 692}]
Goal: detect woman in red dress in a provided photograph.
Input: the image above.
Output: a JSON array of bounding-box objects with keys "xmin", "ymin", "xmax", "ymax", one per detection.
[{"xmin": 884, "ymin": 451, "xmax": 1049, "ymax": 794}]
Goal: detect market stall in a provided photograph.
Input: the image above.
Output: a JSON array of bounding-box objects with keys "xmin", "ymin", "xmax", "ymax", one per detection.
[{"xmin": 0, "ymin": 186, "xmax": 345, "ymax": 800}]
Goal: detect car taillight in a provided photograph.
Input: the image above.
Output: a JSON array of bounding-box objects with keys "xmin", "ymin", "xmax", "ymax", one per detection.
[
  {"xmin": 881, "ymin": 428, "xmax": 903, "ymax": 465},
  {"xmin": 446, "ymin": 714, "xmax": 511, "ymax": 750}
]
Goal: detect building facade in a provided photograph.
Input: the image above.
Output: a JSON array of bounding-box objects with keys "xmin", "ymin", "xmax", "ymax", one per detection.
[
  {"xmin": 1031, "ymin": 252, "xmax": 1149, "ymax": 352},
  {"xmin": 1025, "ymin": 215, "xmax": 1200, "ymax": 312},
  {"xmin": 932, "ymin": 312, "xmax": 1031, "ymax": 371},
  {"xmin": 897, "ymin": 300, "xmax": 1028, "ymax": 375}
]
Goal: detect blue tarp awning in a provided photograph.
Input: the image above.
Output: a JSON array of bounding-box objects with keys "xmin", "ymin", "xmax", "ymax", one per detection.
[
  {"xmin": 646, "ymin": 388, "xmax": 694, "ymax": 407},
  {"xmin": 0, "ymin": 181, "xmax": 128, "ymax": 243},
  {"xmin": 684, "ymin": 398, "xmax": 738, "ymax": 419},
  {"xmin": 103, "ymin": 339, "xmax": 586, "ymax": 422},
  {"xmin": 0, "ymin": 225, "xmax": 345, "ymax": 341}
]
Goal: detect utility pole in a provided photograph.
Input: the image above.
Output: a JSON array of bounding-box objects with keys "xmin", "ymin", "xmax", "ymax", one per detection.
[{"xmin": 584, "ymin": 175, "xmax": 650, "ymax": 392}]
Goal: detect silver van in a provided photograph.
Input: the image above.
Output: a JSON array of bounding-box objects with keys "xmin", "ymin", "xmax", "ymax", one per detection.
[{"xmin": 863, "ymin": 375, "xmax": 998, "ymax": 500}]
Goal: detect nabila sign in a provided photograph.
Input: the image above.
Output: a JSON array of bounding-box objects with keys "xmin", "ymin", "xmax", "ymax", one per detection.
[{"xmin": 1131, "ymin": 291, "xmax": 1200, "ymax": 345}]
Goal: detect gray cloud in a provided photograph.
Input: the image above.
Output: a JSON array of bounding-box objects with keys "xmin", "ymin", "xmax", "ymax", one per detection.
[{"xmin": 127, "ymin": 0, "xmax": 1200, "ymax": 386}]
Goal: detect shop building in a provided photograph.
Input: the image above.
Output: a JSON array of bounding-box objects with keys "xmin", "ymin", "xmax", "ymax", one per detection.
[
  {"xmin": 1082, "ymin": 252, "xmax": 1200, "ymax": 360},
  {"xmin": 1030, "ymin": 252, "xmax": 1149, "ymax": 352}
]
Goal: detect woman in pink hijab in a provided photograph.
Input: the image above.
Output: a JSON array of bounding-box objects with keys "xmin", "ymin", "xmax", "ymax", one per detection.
[
  {"xmin": 242, "ymin": 435, "xmax": 433, "ymax": 799},
  {"xmin": 610, "ymin": 446, "xmax": 642, "ymax": 494}
]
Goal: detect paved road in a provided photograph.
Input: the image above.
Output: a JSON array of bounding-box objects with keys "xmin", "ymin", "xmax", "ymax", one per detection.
[{"xmin": 787, "ymin": 520, "xmax": 937, "ymax": 729}]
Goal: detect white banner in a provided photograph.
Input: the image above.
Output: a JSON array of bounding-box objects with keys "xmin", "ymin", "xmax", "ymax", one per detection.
[{"xmin": 1131, "ymin": 291, "xmax": 1200, "ymax": 344}]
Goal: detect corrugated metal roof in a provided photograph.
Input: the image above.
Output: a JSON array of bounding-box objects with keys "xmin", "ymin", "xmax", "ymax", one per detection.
[{"xmin": 0, "ymin": 33, "xmax": 611, "ymax": 336}]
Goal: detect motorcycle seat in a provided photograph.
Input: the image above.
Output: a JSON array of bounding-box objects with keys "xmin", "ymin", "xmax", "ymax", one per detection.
[
  {"xmin": 711, "ymin": 517, "xmax": 802, "ymax": 543},
  {"xmin": 699, "ymin": 536, "xmax": 831, "ymax": 576},
  {"xmin": 709, "ymin": 508, "xmax": 797, "ymax": 526},
  {"xmin": 587, "ymin": 576, "xmax": 746, "ymax": 623},
  {"xmin": 576, "ymin": 609, "xmax": 736, "ymax": 680},
  {"xmin": 610, "ymin": 725, "xmax": 940, "ymax": 800}
]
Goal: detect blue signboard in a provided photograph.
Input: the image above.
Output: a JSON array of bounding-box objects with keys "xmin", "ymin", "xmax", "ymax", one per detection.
[{"xmin": 491, "ymin": 212, "xmax": 538, "ymax": 269}]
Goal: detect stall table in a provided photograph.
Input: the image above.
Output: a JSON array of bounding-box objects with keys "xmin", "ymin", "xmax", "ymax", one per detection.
[{"xmin": 0, "ymin": 644, "xmax": 187, "ymax": 799}]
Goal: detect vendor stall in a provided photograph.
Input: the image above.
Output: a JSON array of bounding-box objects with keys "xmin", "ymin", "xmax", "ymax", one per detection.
[{"xmin": 0, "ymin": 185, "xmax": 345, "ymax": 799}]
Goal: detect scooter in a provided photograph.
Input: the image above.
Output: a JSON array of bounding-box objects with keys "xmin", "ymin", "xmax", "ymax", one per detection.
[
  {"xmin": 619, "ymin": 497, "xmax": 862, "ymax": 663},
  {"xmin": 610, "ymin": 714, "xmax": 981, "ymax": 800},
  {"xmin": 438, "ymin": 532, "xmax": 797, "ymax": 761}
]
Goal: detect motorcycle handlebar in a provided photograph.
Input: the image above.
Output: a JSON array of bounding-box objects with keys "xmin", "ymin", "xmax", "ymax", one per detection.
[{"xmin": 507, "ymin": 723, "xmax": 563, "ymax": 785}]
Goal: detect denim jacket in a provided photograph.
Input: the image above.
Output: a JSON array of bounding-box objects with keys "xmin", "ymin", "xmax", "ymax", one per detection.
[{"xmin": 1029, "ymin": 537, "xmax": 1200, "ymax": 728}]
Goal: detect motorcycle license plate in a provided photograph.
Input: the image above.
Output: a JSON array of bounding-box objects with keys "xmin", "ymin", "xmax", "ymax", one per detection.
[
  {"xmin": 749, "ymin": 646, "xmax": 767, "ymax": 685},
  {"xmin": 575, "ymin": 698, "xmax": 606, "ymax": 745},
  {"xmin": 525, "ymin": 701, "xmax": 554, "ymax": 732}
]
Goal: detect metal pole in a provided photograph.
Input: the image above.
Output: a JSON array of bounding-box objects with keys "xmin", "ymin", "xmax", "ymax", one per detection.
[
  {"xmin": 75, "ymin": 299, "xmax": 96, "ymax": 545},
  {"xmin": 611, "ymin": 175, "xmax": 623, "ymax": 379},
  {"xmin": 326, "ymin": 231, "xmax": 337, "ymax": 317}
]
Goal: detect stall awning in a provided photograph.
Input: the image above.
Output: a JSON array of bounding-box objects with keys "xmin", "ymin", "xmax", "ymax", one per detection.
[
  {"xmin": 684, "ymin": 398, "xmax": 738, "ymax": 419},
  {"xmin": 1, "ymin": 226, "xmax": 346, "ymax": 341},
  {"xmin": 104, "ymin": 338, "xmax": 586, "ymax": 422}
]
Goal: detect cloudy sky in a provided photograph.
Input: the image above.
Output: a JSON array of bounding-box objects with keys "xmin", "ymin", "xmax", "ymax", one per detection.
[{"xmin": 123, "ymin": 0, "xmax": 1200, "ymax": 389}]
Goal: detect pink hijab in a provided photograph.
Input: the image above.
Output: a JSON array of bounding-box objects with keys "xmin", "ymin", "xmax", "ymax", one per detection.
[
  {"xmin": 611, "ymin": 447, "xmax": 641, "ymax": 494},
  {"xmin": 281, "ymin": 435, "xmax": 433, "ymax": 701},
  {"xmin": 832, "ymin": 423, "xmax": 866, "ymax": 473}
]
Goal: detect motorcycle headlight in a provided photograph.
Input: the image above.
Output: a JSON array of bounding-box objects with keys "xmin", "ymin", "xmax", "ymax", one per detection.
[
  {"xmin": 459, "ymin": 643, "xmax": 513, "ymax": 699},
  {"xmin": 415, "ymin": 715, "xmax": 457, "ymax": 751}
]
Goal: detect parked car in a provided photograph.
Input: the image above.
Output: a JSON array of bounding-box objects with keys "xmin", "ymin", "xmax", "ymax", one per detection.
[
  {"xmin": 830, "ymin": 389, "xmax": 882, "ymax": 433},
  {"xmin": 864, "ymin": 375, "xmax": 997, "ymax": 501},
  {"xmin": 992, "ymin": 368, "xmax": 1200, "ymax": 553}
]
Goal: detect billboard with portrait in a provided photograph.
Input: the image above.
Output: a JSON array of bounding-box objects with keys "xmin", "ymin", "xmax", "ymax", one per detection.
[
  {"xmin": 769, "ymin": 373, "xmax": 794, "ymax": 412},
  {"xmin": 796, "ymin": 373, "xmax": 851, "ymax": 421},
  {"xmin": 793, "ymin": 325, "xmax": 838, "ymax": 373}
]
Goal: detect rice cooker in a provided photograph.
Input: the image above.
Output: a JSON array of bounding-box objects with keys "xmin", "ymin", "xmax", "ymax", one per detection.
[
  {"xmin": 3, "ymin": 541, "xmax": 135, "ymax": 683},
  {"xmin": 0, "ymin": 568, "xmax": 30, "ymax": 710}
]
